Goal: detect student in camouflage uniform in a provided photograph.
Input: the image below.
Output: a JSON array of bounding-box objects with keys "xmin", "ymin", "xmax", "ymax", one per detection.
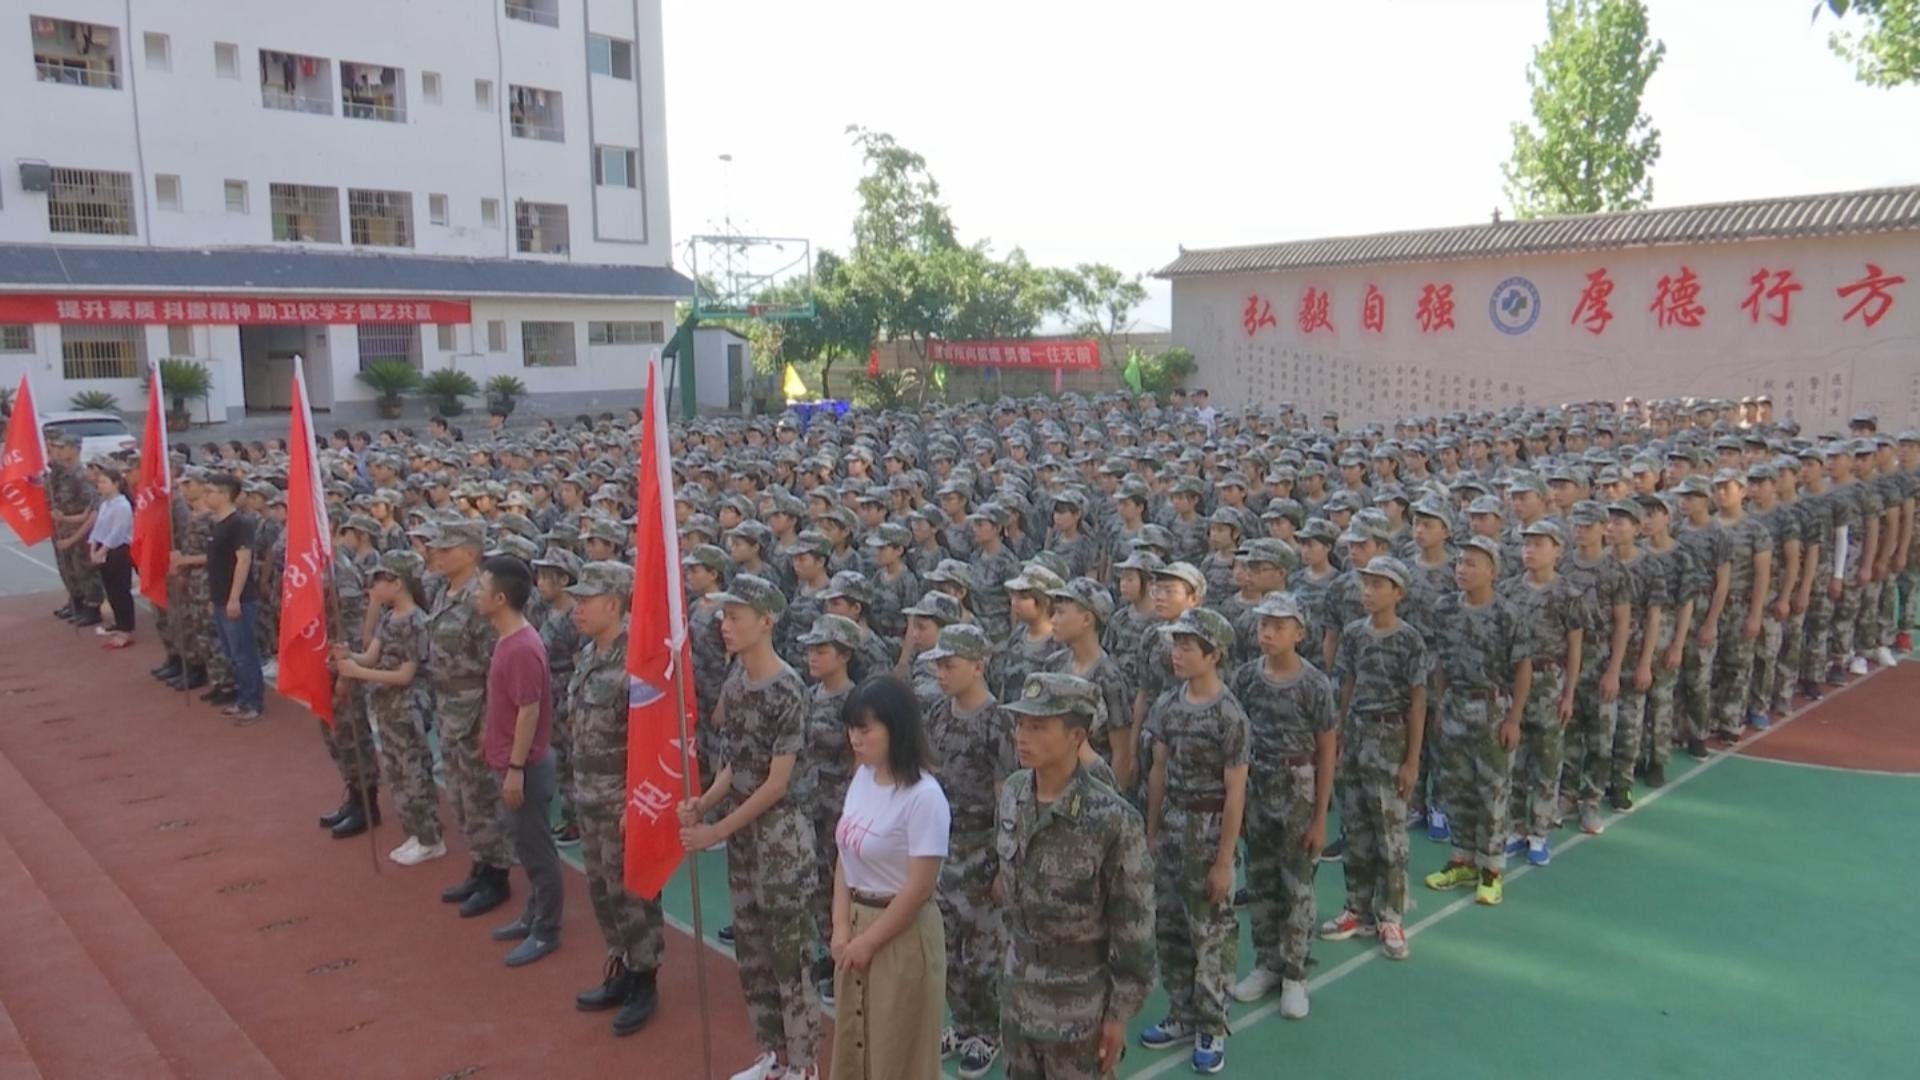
[
  {"xmin": 564, "ymin": 562, "xmax": 666, "ymax": 1038},
  {"xmin": 166, "ymin": 473, "xmax": 218, "ymax": 692},
  {"xmin": 1140, "ymin": 608, "xmax": 1247, "ymax": 1072},
  {"xmin": 819, "ymin": 571, "xmax": 896, "ymax": 683},
  {"xmin": 532, "ymin": 548, "xmax": 584, "ymax": 844},
  {"xmin": 1635, "ymin": 493, "xmax": 1692, "ymax": 788},
  {"xmin": 1424, "ymin": 537, "xmax": 1529, "ymax": 906},
  {"xmin": 1227, "ymin": 592, "xmax": 1335, "ymax": 1015},
  {"xmin": 967, "ymin": 504, "xmax": 1022, "ymax": 643},
  {"xmin": 1500, "ymin": 520, "xmax": 1584, "ymax": 867},
  {"xmin": 998, "ymin": 674, "xmax": 1155, "ymax": 1080},
  {"xmin": 1560, "ymin": 501, "xmax": 1629, "ymax": 835},
  {"xmin": 796, "ymin": 614, "xmax": 859, "ymax": 994},
  {"xmin": 1673, "ymin": 476, "xmax": 1730, "ymax": 760},
  {"xmin": 780, "ymin": 530, "xmax": 833, "ymax": 672},
  {"xmin": 863, "ymin": 521, "xmax": 919, "ymax": 642},
  {"xmin": 680, "ymin": 574, "xmax": 819, "ymax": 1079},
  {"xmin": 335, "ymin": 549, "xmax": 443, "ymax": 863},
  {"xmin": 1743, "ymin": 464, "xmax": 1797, "ymax": 728},
  {"xmin": 682, "ymin": 543, "xmax": 731, "ymax": 782},
  {"xmin": 922, "ymin": 622, "xmax": 1015, "ymax": 1076},
  {"xmin": 425, "ymin": 520, "xmax": 512, "ymax": 917},
  {"xmin": 1600, "ymin": 500, "xmax": 1661, "ymax": 812},
  {"xmin": 47, "ymin": 434, "xmax": 104, "ymax": 626},
  {"xmin": 1045, "ymin": 577, "xmax": 1135, "ymax": 787},
  {"xmin": 1778, "ymin": 454, "xmax": 1827, "ymax": 709},
  {"xmin": 995, "ymin": 563, "xmax": 1069, "ymax": 702},
  {"xmin": 1709, "ymin": 469, "xmax": 1772, "ymax": 740}
]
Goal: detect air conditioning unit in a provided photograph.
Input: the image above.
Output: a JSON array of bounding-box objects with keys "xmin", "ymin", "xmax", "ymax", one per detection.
[{"xmin": 19, "ymin": 161, "xmax": 52, "ymax": 192}]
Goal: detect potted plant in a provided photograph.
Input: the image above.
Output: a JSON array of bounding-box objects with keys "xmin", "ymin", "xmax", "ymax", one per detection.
[
  {"xmin": 69, "ymin": 389, "xmax": 120, "ymax": 412},
  {"xmin": 485, "ymin": 374, "xmax": 528, "ymax": 416},
  {"xmin": 356, "ymin": 360, "xmax": 421, "ymax": 419},
  {"xmin": 420, "ymin": 367, "xmax": 480, "ymax": 417},
  {"xmin": 147, "ymin": 358, "xmax": 213, "ymax": 430}
]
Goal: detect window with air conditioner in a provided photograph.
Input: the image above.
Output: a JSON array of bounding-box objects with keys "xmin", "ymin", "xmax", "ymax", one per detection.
[
  {"xmin": 32, "ymin": 17, "xmax": 121, "ymax": 90},
  {"xmin": 269, "ymin": 182, "xmax": 341, "ymax": 243},
  {"xmin": 48, "ymin": 167, "xmax": 136, "ymax": 235}
]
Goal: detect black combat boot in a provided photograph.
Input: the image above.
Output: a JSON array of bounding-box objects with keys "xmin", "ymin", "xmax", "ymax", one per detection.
[
  {"xmin": 576, "ymin": 956, "xmax": 637, "ymax": 1012},
  {"xmin": 458, "ymin": 864, "xmax": 512, "ymax": 918},
  {"xmin": 151, "ymin": 655, "xmax": 183, "ymax": 681},
  {"xmin": 442, "ymin": 861, "xmax": 484, "ymax": 904},
  {"xmin": 329, "ymin": 789, "xmax": 381, "ymax": 839},
  {"xmin": 612, "ymin": 970, "xmax": 659, "ymax": 1037},
  {"xmin": 319, "ymin": 788, "xmax": 357, "ymax": 828}
]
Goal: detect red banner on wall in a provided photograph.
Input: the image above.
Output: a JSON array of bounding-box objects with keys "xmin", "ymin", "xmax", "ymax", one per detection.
[
  {"xmin": 928, "ymin": 338, "xmax": 1100, "ymax": 370},
  {"xmin": 0, "ymin": 294, "xmax": 469, "ymax": 325}
]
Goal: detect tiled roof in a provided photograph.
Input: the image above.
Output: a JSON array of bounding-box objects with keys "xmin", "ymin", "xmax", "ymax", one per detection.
[
  {"xmin": 1156, "ymin": 184, "xmax": 1920, "ymax": 278},
  {"xmin": 0, "ymin": 244, "xmax": 695, "ymax": 299}
]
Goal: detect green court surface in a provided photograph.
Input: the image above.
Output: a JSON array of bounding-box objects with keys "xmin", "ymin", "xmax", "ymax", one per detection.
[{"xmin": 634, "ymin": 745, "xmax": 1917, "ymax": 1079}]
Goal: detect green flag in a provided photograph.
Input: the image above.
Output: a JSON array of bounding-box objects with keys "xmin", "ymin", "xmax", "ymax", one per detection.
[
  {"xmin": 1122, "ymin": 349, "xmax": 1144, "ymax": 393},
  {"xmin": 932, "ymin": 363, "xmax": 949, "ymax": 392}
]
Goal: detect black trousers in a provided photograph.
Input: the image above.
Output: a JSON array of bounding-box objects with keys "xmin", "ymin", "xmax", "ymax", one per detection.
[{"xmin": 101, "ymin": 545, "xmax": 135, "ymax": 632}]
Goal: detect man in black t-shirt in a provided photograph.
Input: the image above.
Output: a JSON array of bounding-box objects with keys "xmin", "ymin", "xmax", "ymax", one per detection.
[{"xmin": 205, "ymin": 474, "xmax": 266, "ymax": 723}]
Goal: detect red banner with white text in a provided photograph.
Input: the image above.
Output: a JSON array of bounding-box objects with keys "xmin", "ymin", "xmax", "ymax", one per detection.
[
  {"xmin": 0, "ymin": 295, "xmax": 469, "ymax": 325},
  {"xmin": 927, "ymin": 338, "xmax": 1101, "ymax": 369}
]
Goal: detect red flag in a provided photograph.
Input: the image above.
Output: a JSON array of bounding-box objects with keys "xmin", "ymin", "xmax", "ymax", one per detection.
[
  {"xmin": 0, "ymin": 375, "xmax": 53, "ymax": 545},
  {"xmin": 625, "ymin": 354, "xmax": 700, "ymax": 898},
  {"xmin": 277, "ymin": 356, "xmax": 335, "ymax": 724},
  {"xmin": 867, "ymin": 347, "xmax": 881, "ymax": 379},
  {"xmin": 128, "ymin": 360, "xmax": 172, "ymax": 608}
]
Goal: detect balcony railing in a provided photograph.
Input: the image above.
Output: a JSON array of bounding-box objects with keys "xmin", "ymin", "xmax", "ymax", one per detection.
[
  {"xmin": 262, "ymin": 86, "xmax": 334, "ymax": 115},
  {"xmin": 504, "ymin": 2, "xmax": 560, "ymax": 27},
  {"xmin": 511, "ymin": 120, "xmax": 563, "ymax": 142},
  {"xmin": 35, "ymin": 60, "xmax": 119, "ymax": 89},
  {"xmin": 344, "ymin": 100, "xmax": 406, "ymax": 123}
]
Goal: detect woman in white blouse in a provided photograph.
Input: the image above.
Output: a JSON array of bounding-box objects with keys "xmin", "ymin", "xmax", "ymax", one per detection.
[
  {"xmin": 86, "ymin": 466, "xmax": 136, "ymax": 649},
  {"xmin": 828, "ymin": 676, "xmax": 950, "ymax": 1080}
]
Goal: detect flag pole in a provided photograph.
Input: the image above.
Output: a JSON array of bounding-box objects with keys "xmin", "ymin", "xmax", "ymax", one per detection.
[{"xmin": 669, "ymin": 657, "xmax": 714, "ymax": 1080}]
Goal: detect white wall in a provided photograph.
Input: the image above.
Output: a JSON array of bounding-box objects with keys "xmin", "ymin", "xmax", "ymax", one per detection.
[
  {"xmin": 691, "ymin": 327, "xmax": 748, "ymax": 411},
  {"xmin": 1, "ymin": 0, "xmax": 670, "ymax": 266},
  {"xmin": 1171, "ymin": 232, "xmax": 1920, "ymax": 430}
]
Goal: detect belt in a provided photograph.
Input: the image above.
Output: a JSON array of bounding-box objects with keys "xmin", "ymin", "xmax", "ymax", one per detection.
[
  {"xmin": 1353, "ymin": 710, "xmax": 1406, "ymax": 723},
  {"xmin": 851, "ymin": 890, "xmax": 894, "ymax": 909},
  {"xmin": 1174, "ymin": 797, "xmax": 1225, "ymax": 813},
  {"xmin": 1531, "ymin": 657, "xmax": 1563, "ymax": 672},
  {"xmin": 1275, "ymin": 753, "xmax": 1313, "ymax": 767},
  {"xmin": 1453, "ymin": 688, "xmax": 1501, "ymax": 702}
]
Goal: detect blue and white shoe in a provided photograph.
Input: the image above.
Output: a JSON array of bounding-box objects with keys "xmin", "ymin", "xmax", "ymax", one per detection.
[
  {"xmin": 1427, "ymin": 809, "xmax": 1451, "ymax": 843},
  {"xmin": 1139, "ymin": 1017, "xmax": 1195, "ymax": 1050},
  {"xmin": 1527, "ymin": 837, "xmax": 1551, "ymax": 867},
  {"xmin": 1747, "ymin": 710, "xmax": 1773, "ymax": 730},
  {"xmin": 1191, "ymin": 1033, "xmax": 1226, "ymax": 1074},
  {"xmin": 1503, "ymin": 835, "xmax": 1527, "ymax": 857}
]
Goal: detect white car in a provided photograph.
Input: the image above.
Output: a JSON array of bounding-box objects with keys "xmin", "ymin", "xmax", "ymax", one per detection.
[{"xmin": 40, "ymin": 410, "xmax": 138, "ymax": 462}]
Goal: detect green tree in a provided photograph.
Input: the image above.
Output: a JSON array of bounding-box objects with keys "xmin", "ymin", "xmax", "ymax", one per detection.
[
  {"xmin": 1818, "ymin": 0, "xmax": 1920, "ymax": 86},
  {"xmin": 1503, "ymin": 0, "xmax": 1666, "ymax": 218},
  {"xmin": 1055, "ymin": 262, "xmax": 1149, "ymax": 369}
]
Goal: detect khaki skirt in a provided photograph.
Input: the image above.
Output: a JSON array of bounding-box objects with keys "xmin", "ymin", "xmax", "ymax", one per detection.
[{"xmin": 828, "ymin": 899, "xmax": 947, "ymax": 1080}]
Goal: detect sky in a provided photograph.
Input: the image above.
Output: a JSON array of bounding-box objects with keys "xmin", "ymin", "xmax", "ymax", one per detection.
[{"xmin": 660, "ymin": 0, "xmax": 1920, "ymax": 330}]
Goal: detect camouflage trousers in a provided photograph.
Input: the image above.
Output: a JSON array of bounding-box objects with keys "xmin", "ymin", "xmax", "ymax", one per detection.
[
  {"xmin": 549, "ymin": 694, "xmax": 575, "ymax": 827},
  {"xmin": 1244, "ymin": 760, "xmax": 1318, "ymax": 980},
  {"xmin": 1774, "ymin": 610, "xmax": 1807, "ymax": 713},
  {"xmin": 1002, "ymin": 1030, "xmax": 1114, "ymax": 1080},
  {"xmin": 1563, "ymin": 650, "xmax": 1618, "ymax": 810},
  {"xmin": 1679, "ymin": 633, "xmax": 1718, "ymax": 742},
  {"xmin": 254, "ymin": 595, "xmax": 279, "ymax": 659},
  {"xmin": 1747, "ymin": 610, "xmax": 1785, "ymax": 718},
  {"xmin": 437, "ymin": 688, "xmax": 513, "ymax": 868},
  {"xmin": 1862, "ymin": 578, "xmax": 1892, "ymax": 650},
  {"xmin": 725, "ymin": 802, "xmax": 819, "ymax": 1067},
  {"xmin": 1645, "ymin": 628, "xmax": 1681, "ymax": 771},
  {"xmin": 1512, "ymin": 664, "xmax": 1567, "ymax": 840},
  {"xmin": 1337, "ymin": 715, "xmax": 1411, "ymax": 927},
  {"xmin": 1712, "ymin": 603, "xmax": 1757, "ymax": 731},
  {"xmin": 167, "ymin": 571, "xmax": 210, "ymax": 668},
  {"xmin": 56, "ymin": 536, "xmax": 103, "ymax": 606},
  {"xmin": 576, "ymin": 776, "xmax": 665, "ymax": 972},
  {"xmin": 938, "ymin": 829, "xmax": 1004, "ymax": 1042},
  {"xmin": 369, "ymin": 687, "xmax": 440, "ymax": 845},
  {"xmin": 1153, "ymin": 806, "xmax": 1237, "ymax": 1034},
  {"xmin": 1899, "ymin": 566, "xmax": 1920, "ymax": 633},
  {"xmin": 1801, "ymin": 581, "xmax": 1836, "ymax": 683},
  {"xmin": 1437, "ymin": 692, "xmax": 1512, "ymax": 872},
  {"xmin": 809, "ymin": 773, "xmax": 852, "ymax": 950},
  {"xmin": 321, "ymin": 679, "xmax": 379, "ymax": 789},
  {"xmin": 1829, "ymin": 578, "xmax": 1863, "ymax": 665}
]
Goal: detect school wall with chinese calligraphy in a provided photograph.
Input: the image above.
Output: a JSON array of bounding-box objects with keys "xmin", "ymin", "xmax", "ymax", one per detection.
[{"xmin": 1170, "ymin": 231, "xmax": 1918, "ymax": 428}]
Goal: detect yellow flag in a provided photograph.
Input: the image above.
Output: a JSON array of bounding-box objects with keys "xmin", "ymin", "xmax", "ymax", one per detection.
[{"xmin": 782, "ymin": 363, "xmax": 811, "ymax": 400}]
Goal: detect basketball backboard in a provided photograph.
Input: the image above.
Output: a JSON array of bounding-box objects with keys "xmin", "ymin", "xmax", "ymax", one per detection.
[{"xmin": 688, "ymin": 234, "xmax": 815, "ymax": 320}]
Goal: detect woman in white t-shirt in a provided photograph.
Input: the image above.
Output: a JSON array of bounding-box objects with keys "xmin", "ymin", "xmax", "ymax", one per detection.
[{"xmin": 828, "ymin": 675, "xmax": 950, "ymax": 1080}]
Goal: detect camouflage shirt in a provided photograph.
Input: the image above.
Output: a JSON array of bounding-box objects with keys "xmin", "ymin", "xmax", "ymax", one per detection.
[
  {"xmin": 1145, "ymin": 684, "xmax": 1251, "ymax": 802},
  {"xmin": 368, "ymin": 605, "xmax": 429, "ymax": 710},
  {"xmin": 778, "ymin": 584, "xmax": 826, "ymax": 671},
  {"xmin": 1199, "ymin": 552, "xmax": 1239, "ymax": 609},
  {"xmin": 996, "ymin": 764, "xmax": 1155, "ymax": 1043},
  {"xmin": 539, "ymin": 601, "xmax": 581, "ymax": 685},
  {"xmin": 1675, "ymin": 518, "xmax": 1733, "ymax": 600},
  {"xmin": 425, "ymin": 573, "xmax": 496, "ymax": 688},
  {"xmin": 714, "ymin": 661, "xmax": 808, "ymax": 799},
  {"xmin": 688, "ymin": 595, "xmax": 729, "ymax": 719},
  {"xmin": 802, "ymin": 681, "xmax": 855, "ymax": 809},
  {"xmin": 1319, "ymin": 569, "xmax": 1368, "ymax": 656},
  {"xmin": 1718, "ymin": 512, "xmax": 1773, "ymax": 603},
  {"xmin": 995, "ymin": 623, "xmax": 1068, "ymax": 702},
  {"xmin": 1562, "ymin": 551, "xmax": 1629, "ymax": 659},
  {"xmin": 1047, "ymin": 531, "xmax": 1101, "ymax": 582},
  {"xmin": 1429, "ymin": 592, "xmax": 1521, "ymax": 693},
  {"xmin": 1048, "ymin": 650, "xmax": 1134, "ymax": 763},
  {"xmin": 1167, "ymin": 514, "xmax": 1209, "ymax": 564},
  {"xmin": 1227, "ymin": 657, "xmax": 1337, "ymax": 759},
  {"xmin": 1289, "ymin": 568, "xmax": 1339, "ymax": 655},
  {"xmin": 1402, "ymin": 551, "xmax": 1457, "ymax": 649},
  {"xmin": 1334, "ymin": 618, "xmax": 1433, "ymax": 718},
  {"xmin": 566, "ymin": 631, "xmax": 631, "ymax": 781},
  {"xmin": 968, "ymin": 544, "xmax": 1022, "ymax": 641},
  {"xmin": 869, "ymin": 566, "xmax": 919, "ymax": 642},
  {"xmin": 1499, "ymin": 574, "xmax": 1586, "ymax": 666},
  {"xmin": 925, "ymin": 694, "xmax": 1016, "ymax": 833}
]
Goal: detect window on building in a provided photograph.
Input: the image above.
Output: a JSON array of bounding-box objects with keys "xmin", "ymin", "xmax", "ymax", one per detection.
[
  {"xmin": 508, "ymin": 85, "xmax": 564, "ymax": 142},
  {"xmin": 474, "ymin": 78, "xmax": 493, "ymax": 110},
  {"xmin": 421, "ymin": 70, "xmax": 441, "ymax": 104},
  {"xmin": 143, "ymin": 32, "xmax": 169, "ymax": 71},
  {"xmin": 0, "ymin": 326, "xmax": 34, "ymax": 353},
  {"xmin": 594, "ymin": 146, "xmax": 638, "ymax": 189},
  {"xmin": 436, "ymin": 324, "xmax": 456, "ymax": 351},
  {"xmin": 61, "ymin": 323, "xmax": 144, "ymax": 380},
  {"xmin": 224, "ymin": 179, "xmax": 248, "ymax": 213},
  {"xmin": 429, "ymin": 193, "xmax": 448, "ymax": 226},
  {"xmin": 481, "ymin": 198, "xmax": 500, "ymax": 228},
  {"xmin": 154, "ymin": 174, "xmax": 182, "ymax": 212},
  {"xmin": 167, "ymin": 324, "xmax": 194, "ymax": 356},
  {"xmin": 348, "ymin": 188, "xmax": 413, "ymax": 248},
  {"xmin": 269, "ymin": 182, "xmax": 341, "ymax": 243},
  {"xmin": 514, "ymin": 201, "xmax": 568, "ymax": 254},
  {"xmin": 357, "ymin": 323, "xmax": 420, "ymax": 371},
  {"xmin": 486, "ymin": 320, "xmax": 506, "ymax": 351},
  {"xmin": 259, "ymin": 49, "xmax": 333, "ymax": 114},
  {"xmin": 521, "ymin": 321, "xmax": 575, "ymax": 367},
  {"xmin": 340, "ymin": 60, "xmax": 406, "ymax": 122},
  {"xmin": 587, "ymin": 35, "xmax": 634, "ymax": 79},
  {"xmin": 588, "ymin": 321, "xmax": 665, "ymax": 345},
  {"xmin": 504, "ymin": 0, "xmax": 560, "ymax": 28},
  {"xmin": 32, "ymin": 17, "xmax": 121, "ymax": 89},
  {"xmin": 48, "ymin": 167, "xmax": 136, "ymax": 235},
  {"xmin": 214, "ymin": 41, "xmax": 238, "ymax": 78}
]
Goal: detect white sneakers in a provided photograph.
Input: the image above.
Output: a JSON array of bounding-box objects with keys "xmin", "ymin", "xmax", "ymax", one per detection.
[
  {"xmin": 388, "ymin": 837, "xmax": 447, "ymax": 866},
  {"xmin": 1279, "ymin": 978, "xmax": 1310, "ymax": 1019},
  {"xmin": 1232, "ymin": 967, "xmax": 1283, "ymax": 1002},
  {"xmin": 730, "ymin": 1051, "xmax": 779, "ymax": 1080},
  {"xmin": 1873, "ymin": 646, "xmax": 1898, "ymax": 668},
  {"xmin": 1849, "ymin": 655, "xmax": 1870, "ymax": 675}
]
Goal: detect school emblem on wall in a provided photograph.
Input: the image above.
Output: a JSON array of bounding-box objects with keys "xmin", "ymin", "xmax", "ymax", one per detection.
[{"xmin": 1489, "ymin": 276, "xmax": 1541, "ymax": 336}]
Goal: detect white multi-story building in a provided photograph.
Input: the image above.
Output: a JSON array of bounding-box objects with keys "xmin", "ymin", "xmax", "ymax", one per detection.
[{"xmin": 0, "ymin": 0, "xmax": 689, "ymax": 422}]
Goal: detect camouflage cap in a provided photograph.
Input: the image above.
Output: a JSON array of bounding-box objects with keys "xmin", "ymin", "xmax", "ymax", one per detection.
[
  {"xmin": 865, "ymin": 521, "xmax": 912, "ymax": 548},
  {"xmin": 1675, "ymin": 475, "xmax": 1714, "ymax": 496},
  {"xmin": 1520, "ymin": 518, "xmax": 1567, "ymax": 545},
  {"xmin": 1136, "ymin": 524, "xmax": 1175, "ymax": 551},
  {"xmin": 1047, "ymin": 576, "xmax": 1114, "ymax": 623},
  {"xmin": 822, "ymin": 570, "xmax": 875, "ymax": 607},
  {"xmin": 1411, "ymin": 495, "xmax": 1454, "ymax": 524},
  {"xmin": 1160, "ymin": 606, "xmax": 1235, "ymax": 654},
  {"xmin": 1460, "ymin": 535, "xmax": 1502, "ymax": 570},
  {"xmin": 1250, "ymin": 590, "xmax": 1305, "ymax": 622},
  {"xmin": 1206, "ymin": 506, "xmax": 1245, "ymax": 531},
  {"xmin": 1004, "ymin": 672, "xmax": 1102, "ymax": 721},
  {"xmin": 1005, "ymin": 562, "xmax": 1067, "ymax": 594},
  {"xmin": 370, "ymin": 549, "xmax": 426, "ymax": 583},
  {"xmin": 713, "ymin": 573, "xmax": 788, "ymax": 618},
  {"xmin": 1569, "ymin": 500, "xmax": 1608, "ymax": 528},
  {"xmin": 1506, "ymin": 473, "xmax": 1547, "ymax": 496},
  {"xmin": 1711, "ymin": 467, "xmax": 1747, "ymax": 487},
  {"xmin": 791, "ymin": 529, "xmax": 832, "ymax": 558},
  {"xmin": 1239, "ymin": 537, "xmax": 1300, "ymax": 571},
  {"xmin": 797, "ymin": 613, "xmax": 864, "ymax": 650},
  {"xmin": 342, "ymin": 513, "xmax": 382, "ymax": 536},
  {"xmin": 1339, "ymin": 517, "xmax": 1391, "ymax": 546},
  {"xmin": 680, "ymin": 513, "xmax": 719, "ymax": 539},
  {"xmin": 585, "ymin": 517, "xmax": 627, "ymax": 546},
  {"xmin": 1325, "ymin": 490, "xmax": 1365, "ymax": 513},
  {"xmin": 680, "ymin": 543, "xmax": 728, "ymax": 572},
  {"xmin": 923, "ymin": 622, "xmax": 992, "ymax": 663},
  {"xmin": 565, "ymin": 560, "xmax": 635, "ymax": 598},
  {"xmin": 1112, "ymin": 548, "xmax": 1166, "ymax": 574},
  {"xmin": 488, "ymin": 533, "xmax": 539, "ymax": 561},
  {"xmin": 925, "ymin": 559, "xmax": 975, "ymax": 588},
  {"xmin": 1467, "ymin": 494, "xmax": 1506, "ymax": 518},
  {"xmin": 965, "ymin": 502, "xmax": 1010, "ymax": 528},
  {"xmin": 901, "ymin": 590, "xmax": 965, "ymax": 624},
  {"xmin": 1357, "ymin": 554, "xmax": 1412, "ymax": 590},
  {"xmin": 1606, "ymin": 499, "xmax": 1644, "ymax": 523},
  {"xmin": 1151, "ymin": 560, "xmax": 1206, "ymax": 596},
  {"xmin": 1171, "ymin": 475, "xmax": 1208, "ymax": 497},
  {"xmin": 1298, "ymin": 518, "xmax": 1342, "ymax": 544},
  {"xmin": 428, "ymin": 519, "xmax": 487, "ymax": 549}
]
